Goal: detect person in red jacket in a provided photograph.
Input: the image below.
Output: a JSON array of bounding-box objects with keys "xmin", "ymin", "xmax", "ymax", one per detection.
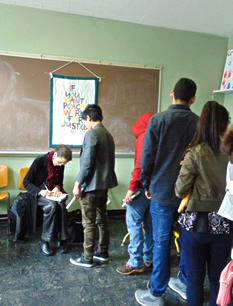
[{"xmin": 116, "ymin": 113, "xmax": 153, "ymax": 275}]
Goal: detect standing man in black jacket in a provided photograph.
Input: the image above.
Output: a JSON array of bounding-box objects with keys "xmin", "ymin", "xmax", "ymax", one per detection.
[
  {"xmin": 135, "ymin": 78, "xmax": 199, "ymax": 306},
  {"xmin": 70, "ymin": 104, "xmax": 118, "ymax": 268}
]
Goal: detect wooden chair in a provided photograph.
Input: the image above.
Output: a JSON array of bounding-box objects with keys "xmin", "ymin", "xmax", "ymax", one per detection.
[{"xmin": 0, "ymin": 165, "xmax": 11, "ymax": 233}]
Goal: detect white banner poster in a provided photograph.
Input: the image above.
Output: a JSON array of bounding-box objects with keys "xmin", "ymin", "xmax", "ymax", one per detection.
[
  {"xmin": 49, "ymin": 74, "xmax": 98, "ymax": 147},
  {"xmin": 220, "ymin": 49, "xmax": 233, "ymax": 91}
]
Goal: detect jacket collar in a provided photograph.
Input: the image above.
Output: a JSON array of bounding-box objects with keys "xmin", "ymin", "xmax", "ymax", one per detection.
[
  {"xmin": 93, "ymin": 122, "xmax": 104, "ymax": 129},
  {"xmin": 168, "ymin": 104, "xmax": 191, "ymax": 111}
]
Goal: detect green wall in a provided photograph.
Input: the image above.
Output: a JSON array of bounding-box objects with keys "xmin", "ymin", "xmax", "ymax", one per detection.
[
  {"xmin": 0, "ymin": 4, "xmax": 230, "ymax": 210},
  {"xmin": 0, "ymin": 154, "xmax": 133, "ymax": 212}
]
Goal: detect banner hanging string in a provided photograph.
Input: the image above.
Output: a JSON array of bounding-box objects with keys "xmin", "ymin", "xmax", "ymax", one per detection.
[{"xmin": 49, "ymin": 60, "xmax": 102, "ymax": 82}]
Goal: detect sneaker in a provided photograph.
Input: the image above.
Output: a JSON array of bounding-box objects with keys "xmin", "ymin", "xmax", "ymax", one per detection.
[
  {"xmin": 168, "ymin": 277, "xmax": 187, "ymax": 300},
  {"xmin": 135, "ymin": 289, "xmax": 164, "ymax": 306},
  {"xmin": 93, "ymin": 251, "xmax": 109, "ymax": 262},
  {"xmin": 144, "ymin": 262, "xmax": 153, "ymax": 269},
  {"xmin": 69, "ymin": 254, "xmax": 94, "ymax": 268},
  {"xmin": 116, "ymin": 263, "xmax": 145, "ymax": 275}
]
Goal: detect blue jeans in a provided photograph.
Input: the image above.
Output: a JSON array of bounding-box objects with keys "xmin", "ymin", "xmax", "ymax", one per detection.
[
  {"xmin": 178, "ymin": 224, "xmax": 188, "ymax": 286},
  {"xmin": 150, "ymin": 201, "xmax": 186, "ymax": 296},
  {"xmin": 181, "ymin": 227, "xmax": 231, "ymax": 306},
  {"xmin": 126, "ymin": 188, "xmax": 153, "ymax": 268}
]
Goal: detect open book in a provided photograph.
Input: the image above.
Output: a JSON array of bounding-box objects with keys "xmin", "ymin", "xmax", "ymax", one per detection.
[{"xmin": 45, "ymin": 193, "xmax": 68, "ymax": 202}]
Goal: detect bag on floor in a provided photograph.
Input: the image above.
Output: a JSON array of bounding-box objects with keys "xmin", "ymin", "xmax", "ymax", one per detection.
[
  {"xmin": 8, "ymin": 207, "xmax": 16, "ymax": 235},
  {"xmin": 216, "ymin": 260, "xmax": 233, "ymax": 306},
  {"xmin": 8, "ymin": 192, "xmax": 30, "ymax": 241},
  {"xmin": 67, "ymin": 209, "xmax": 84, "ymax": 243}
]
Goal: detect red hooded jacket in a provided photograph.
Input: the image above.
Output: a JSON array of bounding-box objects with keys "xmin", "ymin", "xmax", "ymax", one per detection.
[{"xmin": 128, "ymin": 112, "xmax": 152, "ymax": 191}]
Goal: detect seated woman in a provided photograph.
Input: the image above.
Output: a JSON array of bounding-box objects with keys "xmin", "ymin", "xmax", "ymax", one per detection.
[{"xmin": 23, "ymin": 144, "xmax": 72, "ymax": 256}]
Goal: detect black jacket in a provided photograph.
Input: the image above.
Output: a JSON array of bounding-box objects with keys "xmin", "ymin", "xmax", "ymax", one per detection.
[
  {"xmin": 140, "ymin": 104, "xmax": 198, "ymax": 207},
  {"xmin": 24, "ymin": 153, "xmax": 64, "ymax": 197},
  {"xmin": 23, "ymin": 153, "xmax": 65, "ymax": 233}
]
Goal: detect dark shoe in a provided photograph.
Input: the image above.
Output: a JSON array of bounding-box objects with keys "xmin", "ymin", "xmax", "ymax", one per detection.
[
  {"xmin": 39, "ymin": 240, "xmax": 54, "ymax": 256},
  {"xmin": 60, "ymin": 240, "xmax": 68, "ymax": 254},
  {"xmin": 69, "ymin": 254, "xmax": 94, "ymax": 267},
  {"xmin": 116, "ymin": 263, "xmax": 144, "ymax": 275},
  {"xmin": 144, "ymin": 262, "xmax": 153, "ymax": 269},
  {"xmin": 93, "ymin": 251, "xmax": 109, "ymax": 262}
]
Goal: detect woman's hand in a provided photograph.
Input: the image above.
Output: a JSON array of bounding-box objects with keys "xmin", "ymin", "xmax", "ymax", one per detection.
[
  {"xmin": 51, "ymin": 187, "xmax": 61, "ymax": 197},
  {"xmin": 39, "ymin": 189, "xmax": 53, "ymax": 197}
]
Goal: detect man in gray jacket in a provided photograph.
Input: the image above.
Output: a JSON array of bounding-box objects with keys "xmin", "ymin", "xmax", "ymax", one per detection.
[{"xmin": 70, "ymin": 104, "xmax": 118, "ymax": 267}]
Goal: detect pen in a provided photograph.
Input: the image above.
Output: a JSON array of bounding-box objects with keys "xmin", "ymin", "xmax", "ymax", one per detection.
[
  {"xmin": 130, "ymin": 190, "xmax": 141, "ymax": 200},
  {"xmin": 43, "ymin": 183, "xmax": 48, "ymax": 190}
]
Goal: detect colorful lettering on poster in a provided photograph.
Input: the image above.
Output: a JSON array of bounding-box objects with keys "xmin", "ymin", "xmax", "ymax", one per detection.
[
  {"xmin": 221, "ymin": 50, "xmax": 233, "ymax": 90},
  {"xmin": 62, "ymin": 84, "xmax": 87, "ymax": 130}
]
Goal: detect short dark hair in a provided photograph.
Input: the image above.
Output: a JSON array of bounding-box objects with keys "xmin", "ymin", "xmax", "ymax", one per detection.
[
  {"xmin": 221, "ymin": 128, "xmax": 233, "ymax": 163},
  {"xmin": 54, "ymin": 145, "xmax": 72, "ymax": 161},
  {"xmin": 188, "ymin": 101, "xmax": 229, "ymax": 154},
  {"xmin": 173, "ymin": 78, "xmax": 197, "ymax": 103},
  {"xmin": 81, "ymin": 104, "xmax": 103, "ymax": 122}
]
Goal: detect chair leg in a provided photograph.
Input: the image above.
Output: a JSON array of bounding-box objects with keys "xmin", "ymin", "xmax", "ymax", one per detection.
[
  {"xmin": 173, "ymin": 229, "xmax": 180, "ymax": 256},
  {"xmin": 121, "ymin": 224, "xmax": 145, "ymax": 246},
  {"xmin": 7, "ymin": 219, "xmax": 11, "ymax": 235},
  {"xmin": 121, "ymin": 232, "xmax": 129, "ymax": 246},
  {"xmin": 6, "ymin": 193, "xmax": 10, "ymax": 235}
]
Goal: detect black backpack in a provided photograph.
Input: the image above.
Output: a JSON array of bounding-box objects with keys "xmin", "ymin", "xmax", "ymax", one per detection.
[
  {"xmin": 67, "ymin": 209, "xmax": 84, "ymax": 243},
  {"xmin": 8, "ymin": 192, "xmax": 32, "ymax": 241}
]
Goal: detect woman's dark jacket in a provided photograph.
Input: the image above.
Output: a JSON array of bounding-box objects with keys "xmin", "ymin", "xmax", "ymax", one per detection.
[
  {"xmin": 23, "ymin": 153, "xmax": 64, "ymax": 233},
  {"xmin": 24, "ymin": 153, "xmax": 64, "ymax": 197}
]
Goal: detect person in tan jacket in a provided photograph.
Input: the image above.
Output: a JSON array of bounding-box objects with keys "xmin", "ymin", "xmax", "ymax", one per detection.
[{"xmin": 175, "ymin": 101, "xmax": 232, "ymax": 306}]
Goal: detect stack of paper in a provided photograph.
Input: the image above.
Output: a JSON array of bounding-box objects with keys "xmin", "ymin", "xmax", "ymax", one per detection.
[{"xmin": 45, "ymin": 193, "xmax": 68, "ymax": 202}]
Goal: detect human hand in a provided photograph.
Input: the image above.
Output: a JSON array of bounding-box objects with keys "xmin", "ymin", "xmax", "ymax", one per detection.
[
  {"xmin": 39, "ymin": 189, "xmax": 53, "ymax": 197},
  {"xmin": 123, "ymin": 190, "xmax": 134, "ymax": 204},
  {"xmin": 73, "ymin": 181, "xmax": 82, "ymax": 198},
  {"xmin": 51, "ymin": 187, "xmax": 61, "ymax": 197},
  {"xmin": 145, "ymin": 191, "xmax": 152, "ymax": 200}
]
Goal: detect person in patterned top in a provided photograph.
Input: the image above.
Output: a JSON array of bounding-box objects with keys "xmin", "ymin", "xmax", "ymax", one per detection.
[{"xmin": 175, "ymin": 101, "xmax": 232, "ymax": 306}]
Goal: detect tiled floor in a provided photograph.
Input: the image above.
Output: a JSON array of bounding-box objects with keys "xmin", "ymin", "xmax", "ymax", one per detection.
[{"xmin": 0, "ymin": 214, "xmax": 209, "ymax": 306}]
